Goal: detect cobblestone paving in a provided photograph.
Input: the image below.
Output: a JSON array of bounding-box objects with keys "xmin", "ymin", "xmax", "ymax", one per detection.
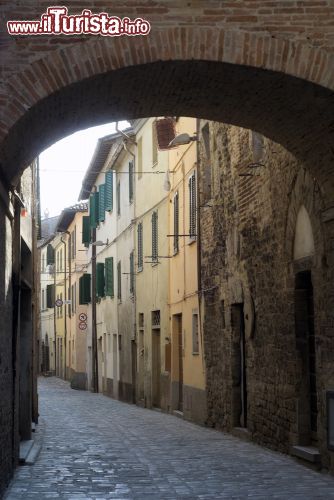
[{"xmin": 5, "ymin": 377, "xmax": 334, "ymax": 499}]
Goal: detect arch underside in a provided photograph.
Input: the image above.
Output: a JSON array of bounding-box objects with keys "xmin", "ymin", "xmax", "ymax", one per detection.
[{"xmin": 1, "ymin": 60, "xmax": 334, "ymax": 201}]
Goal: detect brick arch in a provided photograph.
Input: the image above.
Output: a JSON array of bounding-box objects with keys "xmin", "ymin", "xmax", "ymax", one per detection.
[
  {"xmin": 285, "ymin": 168, "xmax": 326, "ymax": 265},
  {"xmin": 1, "ymin": 26, "xmax": 334, "ymax": 194}
]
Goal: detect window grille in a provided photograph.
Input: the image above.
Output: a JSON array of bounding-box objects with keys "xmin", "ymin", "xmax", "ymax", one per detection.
[
  {"xmin": 129, "ymin": 161, "xmax": 134, "ymax": 202},
  {"xmin": 189, "ymin": 172, "xmax": 197, "ymax": 239},
  {"xmin": 130, "ymin": 251, "xmax": 134, "ymax": 295},
  {"xmin": 151, "ymin": 211, "xmax": 158, "ymax": 262},
  {"xmin": 152, "ymin": 310, "xmax": 160, "ymax": 328}
]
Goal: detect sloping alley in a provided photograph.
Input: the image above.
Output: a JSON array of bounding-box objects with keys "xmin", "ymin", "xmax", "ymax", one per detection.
[{"xmin": 5, "ymin": 377, "xmax": 334, "ymax": 500}]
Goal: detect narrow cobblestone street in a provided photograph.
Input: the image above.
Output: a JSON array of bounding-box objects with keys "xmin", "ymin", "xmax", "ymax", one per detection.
[{"xmin": 4, "ymin": 377, "xmax": 334, "ymax": 499}]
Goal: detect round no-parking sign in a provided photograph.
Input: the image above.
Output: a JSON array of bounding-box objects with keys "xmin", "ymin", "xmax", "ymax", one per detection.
[
  {"xmin": 79, "ymin": 321, "xmax": 87, "ymax": 331},
  {"xmin": 79, "ymin": 312, "xmax": 87, "ymax": 322}
]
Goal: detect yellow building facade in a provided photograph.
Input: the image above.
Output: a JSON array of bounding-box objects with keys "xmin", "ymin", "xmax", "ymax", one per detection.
[
  {"xmin": 168, "ymin": 117, "xmax": 207, "ymax": 424},
  {"xmin": 133, "ymin": 118, "xmax": 170, "ymax": 410}
]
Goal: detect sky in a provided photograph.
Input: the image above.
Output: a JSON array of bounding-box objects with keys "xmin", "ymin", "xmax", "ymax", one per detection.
[{"xmin": 39, "ymin": 121, "xmax": 129, "ymax": 218}]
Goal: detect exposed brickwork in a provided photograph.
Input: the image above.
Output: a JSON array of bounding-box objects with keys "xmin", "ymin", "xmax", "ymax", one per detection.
[
  {"xmin": 1, "ymin": 1, "xmax": 334, "ymax": 183},
  {"xmin": 198, "ymin": 120, "xmax": 334, "ymax": 471}
]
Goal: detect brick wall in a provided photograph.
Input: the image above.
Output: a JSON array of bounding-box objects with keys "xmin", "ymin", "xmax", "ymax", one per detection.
[
  {"xmin": 198, "ymin": 120, "xmax": 334, "ymax": 470},
  {"xmin": 1, "ymin": 1, "xmax": 334, "ymax": 183}
]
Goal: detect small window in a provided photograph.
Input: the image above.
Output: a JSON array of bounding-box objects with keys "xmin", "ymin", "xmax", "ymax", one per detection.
[
  {"xmin": 42, "ymin": 289, "xmax": 45, "ymax": 310},
  {"xmin": 152, "ymin": 310, "xmax": 160, "ymax": 328},
  {"xmin": 139, "ymin": 313, "xmax": 144, "ymax": 329},
  {"xmin": 137, "ymin": 222, "xmax": 143, "ymax": 271},
  {"xmin": 192, "ymin": 311, "xmax": 199, "ymax": 354}
]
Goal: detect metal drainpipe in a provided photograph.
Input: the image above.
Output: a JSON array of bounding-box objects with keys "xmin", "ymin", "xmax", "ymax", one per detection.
[
  {"xmin": 53, "ymin": 254, "xmax": 57, "ymax": 376},
  {"xmin": 60, "ymin": 236, "xmax": 67, "ymax": 380},
  {"xmin": 91, "ymin": 224, "xmax": 98, "ymax": 393},
  {"xmin": 195, "ymin": 118, "xmax": 205, "ymax": 373}
]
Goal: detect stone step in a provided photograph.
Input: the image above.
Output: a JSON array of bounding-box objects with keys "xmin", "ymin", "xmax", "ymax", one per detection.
[
  {"xmin": 19, "ymin": 440, "xmax": 34, "ymax": 463},
  {"xmin": 291, "ymin": 445, "xmax": 321, "ymax": 463},
  {"xmin": 25, "ymin": 443, "xmax": 42, "ymax": 465}
]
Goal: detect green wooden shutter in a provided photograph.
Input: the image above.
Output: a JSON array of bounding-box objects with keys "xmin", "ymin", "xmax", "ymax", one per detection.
[
  {"xmin": 130, "ymin": 251, "xmax": 134, "ymax": 294},
  {"xmin": 46, "ymin": 284, "xmax": 54, "ymax": 308},
  {"xmin": 105, "ymin": 171, "xmax": 113, "ymax": 211},
  {"xmin": 129, "ymin": 161, "xmax": 134, "ymax": 202},
  {"xmin": 79, "ymin": 273, "xmax": 91, "ymax": 304},
  {"xmin": 89, "ymin": 194, "xmax": 96, "ymax": 229},
  {"xmin": 99, "ymin": 184, "xmax": 105, "ymax": 222},
  {"xmin": 117, "ymin": 181, "xmax": 121, "ymax": 216},
  {"xmin": 105, "ymin": 257, "xmax": 114, "ymax": 297},
  {"xmin": 96, "ymin": 262, "xmax": 105, "ymax": 297},
  {"xmin": 82, "ymin": 216, "xmax": 90, "ymax": 246},
  {"xmin": 46, "ymin": 244, "xmax": 54, "ymax": 265}
]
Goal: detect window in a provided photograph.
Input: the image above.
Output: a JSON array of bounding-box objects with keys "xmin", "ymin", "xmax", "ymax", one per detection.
[
  {"xmin": 192, "ymin": 311, "xmax": 199, "ymax": 354},
  {"xmin": 60, "ymin": 249, "xmax": 63, "ymax": 271},
  {"xmin": 96, "ymin": 262, "xmax": 105, "ymax": 298},
  {"xmin": 105, "ymin": 257, "xmax": 114, "ymax": 297},
  {"xmin": 105, "ymin": 170, "xmax": 113, "ymax": 211},
  {"xmin": 42, "ymin": 289, "xmax": 45, "ymax": 310},
  {"xmin": 71, "ymin": 284, "xmax": 76, "ymax": 314},
  {"xmin": 56, "ymin": 251, "xmax": 59, "ymax": 273},
  {"xmin": 82, "ymin": 216, "xmax": 90, "ymax": 246},
  {"xmin": 139, "ymin": 313, "xmax": 144, "ymax": 329},
  {"xmin": 99, "ymin": 184, "xmax": 105, "ymax": 222},
  {"xmin": 129, "ymin": 161, "xmax": 134, "ymax": 203},
  {"xmin": 152, "ymin": 121, "xmax": 158, "ymax": 166},
  {"xmin": 46, "ymin": 244, "xmax": 54, "ymax": 265},
  {"xmin": 89, "ymin": 192, "xmax": 99, "ymax": 228},
  {"xmin": 152, "ymin": 310, "xmax": 160, "ymax": 328},
  {"xmin": 151, "ymin": 211, "xmax": 158, "ymax": 263},
  {"xmin": 189, "ymin": 172, "xmax": 197, "ymax": 239},
  {"xmin": 173, "ymin": 192, "xmax": 179, "ymax": 254},
  {"xmin": 137, "ymin": 137, "xmax": 143, "ymax": 179},
  {"xmin": 130, "ymin": 251, "xmax": 134, "ymax": 295},
  {"xmin": 41, "ymin": 254, "xmax": 45, "ymax": 273},
  {"xmin": 68, "ymin": 234, "xmax": 72, "ymax": 262},
  {"xmin": 117, "ymin": 181, "xmax": 121, "ymax": 216},
  {"xmin": 137, "ymin": 222, "xmax": 143, "ymax": 271},
  {"xmin": 46, "ymin": 284, "xmax": 54, "ymax": 308},
  {"xmin": 117, "ymin": 261, "xmax": 122, "ymax": 300},
  {"xmin": 108, "ymin": 334, "xmax": 111, "ymax": 353},
  {"xmin": 79, "ymin": 273, "xmax": 91, "ymax": 304}
]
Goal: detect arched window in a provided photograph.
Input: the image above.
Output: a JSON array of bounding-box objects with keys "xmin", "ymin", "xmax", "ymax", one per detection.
[{"xmin": 293, "ymin": 205, "xmax": 315, "ymax": 260}]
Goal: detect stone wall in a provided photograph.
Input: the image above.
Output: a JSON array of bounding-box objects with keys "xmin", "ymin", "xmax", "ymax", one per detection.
[
  {"xmin": 198, "ymin": 120, "xmax": 334, "ymax": 470},
  {"xmin": 0, "ymin": 210, "xmax": 14, "ymax": 497}
]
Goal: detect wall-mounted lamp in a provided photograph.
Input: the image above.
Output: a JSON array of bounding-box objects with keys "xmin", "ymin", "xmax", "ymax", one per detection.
[
  {"xmin": 168, "ymin": 133, "xmax": 197, "ymax": 148},
  {"xmin": 92, "ymin": 239, "xmax": 109, "ymax": 247}
]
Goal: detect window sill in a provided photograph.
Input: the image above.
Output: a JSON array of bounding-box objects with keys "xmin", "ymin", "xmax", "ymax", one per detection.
[
  {"xmin": 192, "ymin": 352, "xmax": 199, "ymax": 356},
  {"xmin": 188, "ymin": 237, "xmax": 197, "ymax": 245},
  {"xmin": 137, "ymin": 267, "xmax": 143, "ymax": 273}
]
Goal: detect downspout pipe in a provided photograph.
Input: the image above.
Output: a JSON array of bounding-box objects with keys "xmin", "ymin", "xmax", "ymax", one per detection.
[{"xmin": 60, "ymin": 236, "xmax": 67, "ymax": 379}]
